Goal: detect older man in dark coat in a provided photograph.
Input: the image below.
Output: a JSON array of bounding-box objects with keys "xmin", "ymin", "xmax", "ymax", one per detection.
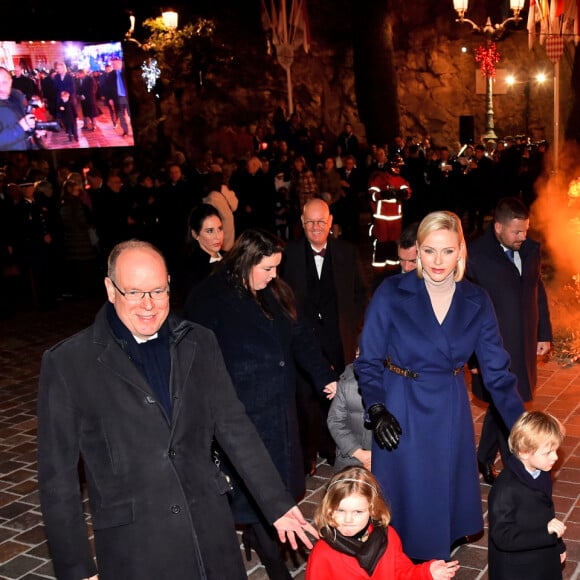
[
  {"xmin": 37, "ymin": 240, "xmax": 316, "ymax": 580},
  {"xmin": 281, "ymin": 198, "xmax": 369, "ymax": 473},
  {"xmin": 466, "ymin": 197, "xmax": 552, "ymax": 484}
]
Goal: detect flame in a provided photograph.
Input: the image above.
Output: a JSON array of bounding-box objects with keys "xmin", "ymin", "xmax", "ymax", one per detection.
[
  {"xmin": 531, "ymin": 141, "xmax": 580, "ymax": 358},
  {"xmin": 568, "ymin": 177, "xmax": 580, "ymax": 199}
]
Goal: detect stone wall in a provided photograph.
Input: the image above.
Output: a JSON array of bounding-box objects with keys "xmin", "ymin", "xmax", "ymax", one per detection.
[{"xmin": 128, "ymin": 2, "xmax": 575, "ymax": 162}]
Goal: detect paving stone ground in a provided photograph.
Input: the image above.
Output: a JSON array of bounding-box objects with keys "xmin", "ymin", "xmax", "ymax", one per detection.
[{"xmin": 0, "ymin": 291, "xmax": 579, "ymax": 580}]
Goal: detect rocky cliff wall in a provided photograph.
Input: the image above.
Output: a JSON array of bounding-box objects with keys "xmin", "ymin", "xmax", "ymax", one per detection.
[{"xmin": 127, "ymin": 1, "xmax": 575, "ymax": 162}]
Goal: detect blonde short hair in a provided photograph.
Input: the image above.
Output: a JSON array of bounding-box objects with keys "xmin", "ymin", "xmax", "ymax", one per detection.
[
  {"xmin": 416, "ymin": 211, "xmax": 466, "ymax": 281},
  {"xmin": 314, "ymin": 467, "xmax": 390, "ymax": 539},
  {"xmin": 508, "ymin": 411, "xmax": 565, "ymax": 456}
]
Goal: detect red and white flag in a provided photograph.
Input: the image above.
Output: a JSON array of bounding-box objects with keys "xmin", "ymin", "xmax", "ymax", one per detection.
[
  {"xmin": 546, "ymin": 33, "xmax": 565, "ymax": 61},
  {"xmin": 528, "ymin": 0, "xmax": 540, "ymax": 48},
  {"xmin": 530, "ymin": 0, "xmax": 580, "ymax": 49}
]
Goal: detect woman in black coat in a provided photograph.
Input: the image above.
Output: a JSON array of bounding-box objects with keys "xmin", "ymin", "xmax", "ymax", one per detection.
[
  {"xmin": 183, "ymin": 229, "xmax": 337, "ymax": 579},
  {"xmin": 185, "ymin": 203, "xmax": 224, "ymax": 293},
  {"xmin": 78, "ymin": 67, "xmax": 100, "ymax": 131}
]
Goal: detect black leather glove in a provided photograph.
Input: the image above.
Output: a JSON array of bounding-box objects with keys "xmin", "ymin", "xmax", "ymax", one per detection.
[{"xmin": 368, "ymin": 403, "xmax": 402, "ymax": 451}]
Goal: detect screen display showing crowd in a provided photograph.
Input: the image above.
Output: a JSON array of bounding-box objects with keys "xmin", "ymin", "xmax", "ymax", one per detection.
[{"xmin": 0, "ymin": 40, "xmax": 135, "ymax": 151}]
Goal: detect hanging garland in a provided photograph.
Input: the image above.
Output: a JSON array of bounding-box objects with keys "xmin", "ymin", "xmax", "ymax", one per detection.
[{"xmin": 474, "ymin": 42, "xmax": 501, "ymax": 78}]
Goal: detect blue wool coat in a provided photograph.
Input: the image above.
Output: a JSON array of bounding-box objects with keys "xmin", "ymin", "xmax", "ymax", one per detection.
[
  {"xmin": 354, "ymin": 272, "xmax": 524, "ymax": 561},
  {"xmin": 183, "ymin": 269, "xmax": 336, "ymax": 522}
]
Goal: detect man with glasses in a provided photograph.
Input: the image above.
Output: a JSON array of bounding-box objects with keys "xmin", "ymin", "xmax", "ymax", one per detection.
[
  {"xmin": 37, "ymin": 239, "xmax": 317, "ymax": 580},
  {"xmin": 282, "ymin": 198, "xmax": 369, "ymax": 475}
]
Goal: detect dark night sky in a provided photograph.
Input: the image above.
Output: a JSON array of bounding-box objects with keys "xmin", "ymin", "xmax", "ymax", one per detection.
[
  {"xmin": 6, "ymin": 2, "xmax": 133, "ymax": 42},
  {"xmin": 6, "ymin": 1, "xmax": 260, "ymax": 43}
]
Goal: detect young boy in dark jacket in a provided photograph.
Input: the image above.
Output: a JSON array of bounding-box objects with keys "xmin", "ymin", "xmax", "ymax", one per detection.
[{"xmin": 488, "ymin": 411, "xmax": 566, "ymax": 580}]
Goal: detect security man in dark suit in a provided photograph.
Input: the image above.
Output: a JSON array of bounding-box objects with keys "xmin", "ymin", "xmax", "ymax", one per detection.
[
  {"xmin": 466, "ymin": 196, "xmax": 552, "ymax": 484},
  {"xmin": 281, "ymin": 198, "xmax": 369, "ymax": 475}
]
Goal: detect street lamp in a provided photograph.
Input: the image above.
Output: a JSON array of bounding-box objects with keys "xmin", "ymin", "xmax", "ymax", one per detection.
[
  {"xmin": 124, "ymin": 9, "xmax": 180, "ymax": 93},
  {"xmin": 452, "ymin": 0, "xmax": 524, "ymax": 141},
  {"xmin": 505, "ymin": 72, "xmax": 547, "ymax": 137},
  {"xmin": 161, "ymin": 9, "xmax": 179, "ymax": 31}
]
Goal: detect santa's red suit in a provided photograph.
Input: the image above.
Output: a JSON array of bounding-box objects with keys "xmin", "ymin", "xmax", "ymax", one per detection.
[
  {"xmin": 367, "ymin": 170, "xmax": 411, "ymax": 269},
  {"xmin": 306, "ymin": 525, "xmax": 434, "ymax": 579}
]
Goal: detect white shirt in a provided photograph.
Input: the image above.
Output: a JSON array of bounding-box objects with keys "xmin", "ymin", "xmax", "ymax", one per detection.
[{"xmin": 311, "ymin": 245, "xmax": 327, "ymax": 278}]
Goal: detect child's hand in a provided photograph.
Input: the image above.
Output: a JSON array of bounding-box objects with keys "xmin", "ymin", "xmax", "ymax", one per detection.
[
  {"xmin": 323, "ymin": 381, "xmax": 337, "ymax": 400},
  {"xmin": 547, "ymin": 517, "xmax": 566, "ymax": 538},
  {"xmin": 352, "ymin": 449, "xmax": 371, "ymax": 470},
  {"xmin": 560, "ymin": 551, "xmax": 567, "ymax": 564},
  {"xmin": 429, "ymin": 559, "xmax": 459, "ymax": 579}
]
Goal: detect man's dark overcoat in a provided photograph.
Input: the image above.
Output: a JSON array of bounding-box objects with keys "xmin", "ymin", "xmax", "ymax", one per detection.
[
  {"xmin": 37, "ymin": 305, "xmax": 296, "ymax": 580},
  {"xmin": 183, "ymin": 269, "xmax": 336, "ymax": 522},
  {"xmin": 466, "ymin": 224, "xmax": 552, "ymax": 402},
  {"xmin": 488, "ymin": 455, "xmax": 565, "ymax": 579},
  {"xmin": 282, "ymin": 236, "xmax": 369, "ymax": 367}
]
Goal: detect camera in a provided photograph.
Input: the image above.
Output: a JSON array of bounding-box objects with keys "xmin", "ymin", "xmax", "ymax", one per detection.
[{"xmin": 26, "ymin": 104, "xmax": 61, "ymax": 132}]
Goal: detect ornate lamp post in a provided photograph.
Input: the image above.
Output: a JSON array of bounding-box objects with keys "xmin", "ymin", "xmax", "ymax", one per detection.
[
  {"xmin": 505, "ymin": 72, "xmax": 547, "ymax": 138},
  {"xmin": 452, "ymin": 0, "xmax": 524, "ymax": 141}
]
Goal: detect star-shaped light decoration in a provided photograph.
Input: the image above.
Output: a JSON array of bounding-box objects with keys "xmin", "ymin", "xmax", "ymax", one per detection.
[{"xmin": 141, "ymin": 58, "xmax": 161, "ymax": 92}]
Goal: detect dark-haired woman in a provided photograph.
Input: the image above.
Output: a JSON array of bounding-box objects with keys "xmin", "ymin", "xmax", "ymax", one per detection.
[
  {"xmin": 183, "ymin": 229, "xmax": 337, "ymax": 579},
  {"xmin": 185, "ymin": 203, "xmax": 224, "ymax": 293}
]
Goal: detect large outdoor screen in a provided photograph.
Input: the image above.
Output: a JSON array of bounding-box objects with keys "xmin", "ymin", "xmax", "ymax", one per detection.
[{"xmin": 0, "ymin": 40, "xmax": 135, "ymax": 151}]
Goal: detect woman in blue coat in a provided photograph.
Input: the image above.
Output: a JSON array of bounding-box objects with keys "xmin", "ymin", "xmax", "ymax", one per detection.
[
  {"xmin": 183, "ymin": 229, "xmax": 337, "ymax": 579},
  {"xmin": 354, "ymin": 211, "xmax": 525, "ymax": 562}
]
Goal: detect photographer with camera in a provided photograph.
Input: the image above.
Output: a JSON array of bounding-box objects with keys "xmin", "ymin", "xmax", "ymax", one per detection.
[{"xmin": 0, "ymin": 66, "xmax": 41, "ymax": 151}]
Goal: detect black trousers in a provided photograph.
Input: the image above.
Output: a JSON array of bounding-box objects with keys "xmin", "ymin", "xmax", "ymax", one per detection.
[
  {"xmin": 477, "ymin": 403, "xmax": 511, "ymax": 466},
  {"xmin": 295, "ymin": 371, "xmax": 336, "ymax": 470},
  {"xmin": 242, "ymin": 522, "xmax": 292, "ymax": 580}
]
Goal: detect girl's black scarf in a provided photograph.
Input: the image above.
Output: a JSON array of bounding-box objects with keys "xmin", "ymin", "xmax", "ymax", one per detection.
[{"xmin": 321, "ymin": 520, "xmax": 388, "ymax": 575}]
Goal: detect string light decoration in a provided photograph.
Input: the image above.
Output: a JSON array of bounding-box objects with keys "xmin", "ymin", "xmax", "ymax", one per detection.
[
  {"xmin": 474, "ymin": 42, "xmax": 500, "ymax": 78},
  {"xmin": 141, "ymin": 58, "xmax": 161, "ymax": 93}
]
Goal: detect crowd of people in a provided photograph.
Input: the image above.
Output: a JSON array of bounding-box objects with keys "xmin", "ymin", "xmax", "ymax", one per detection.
[
  {"xmin": 0, "ymin": 59, "xmax": 130, "ymax": 151},
  {"xmin": 0, "ymin": 106, "xmax": 566, "ymax": 578},
  {"xmin": 0, "ymin": 114, "xmax": 551, "ymax": 315}
]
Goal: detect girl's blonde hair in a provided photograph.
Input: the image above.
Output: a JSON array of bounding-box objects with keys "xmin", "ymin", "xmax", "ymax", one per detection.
[
  {"xmin": 313, "ymin": 467, "xmax": 390, "ymax": 538},
  {"xmin": 509, "ymin": 411, "xmax": 566, "ymax": 456},
  {"xmin": 416, "ymin": 210, "xmax": 466, "ymax": 282}
]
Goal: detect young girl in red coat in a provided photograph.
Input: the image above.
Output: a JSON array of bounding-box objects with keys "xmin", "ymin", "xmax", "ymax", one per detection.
[{"xmin": 306, "ymin": 467, "xmax": 459, "ymax": 579}]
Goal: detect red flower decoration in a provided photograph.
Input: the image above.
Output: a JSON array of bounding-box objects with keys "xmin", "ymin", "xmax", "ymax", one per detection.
[{"xmin": 475, "ymin": 42, "xmax": 501, "ymax": 78}]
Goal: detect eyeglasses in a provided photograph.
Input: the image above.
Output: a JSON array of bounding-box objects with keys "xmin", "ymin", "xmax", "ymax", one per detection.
[
  {"xmin": 109, "ymin": 278, "xmax": 170, "ymax": 302},
  {"xmin": 303, "ymin": 220, "xmax": 328, "ymax": 228}
]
